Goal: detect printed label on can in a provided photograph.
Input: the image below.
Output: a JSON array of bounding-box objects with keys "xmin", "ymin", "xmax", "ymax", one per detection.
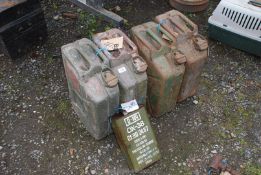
[
  {"xmin": 112, "ymin": 108, "xmax": 161, "ymax": 172},
  {"xmin": 118, "ymin": 67, "xmax": 127, "ymax": 74},
  {"xmin": 121, "ymin": 100, "xmax": 139, "ymax": 115}
]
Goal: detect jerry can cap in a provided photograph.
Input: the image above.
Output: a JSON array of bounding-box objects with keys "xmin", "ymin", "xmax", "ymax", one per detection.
[
  {"xmin": 132, "ymin": 55, "xmax": 148, "ymax": 73},
  {"xmin": 173, "ymin": 50, "xmax": 187, "ymax": 64},
  {"xmin": 193, "ymin": 35, "xmax": 208, "ymax": 51},
  {"xmin": 101, "ymin": 67, "xmax": 118, "ymax": 87}
]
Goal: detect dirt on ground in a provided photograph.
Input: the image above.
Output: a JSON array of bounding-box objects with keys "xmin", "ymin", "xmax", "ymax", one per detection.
[{"xmin": 0, "ymin": 0, "xmax": 260, "ymax": 175}]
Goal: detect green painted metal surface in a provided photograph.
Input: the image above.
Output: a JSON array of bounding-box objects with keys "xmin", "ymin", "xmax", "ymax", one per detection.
[
  {"xmin": 112, "ymin": 107, "xmax": 161, "ymax": 172},
  {"xmin": 131, "ymin": 22, "xmax": 185, "ymax": 117},
  {"xmin": 61, "ymin": 38, "xmax": 120, "ymax": 140}
]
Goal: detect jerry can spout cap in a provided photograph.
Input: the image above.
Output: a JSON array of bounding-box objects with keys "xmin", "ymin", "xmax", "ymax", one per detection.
[
  {"xmin": 193, "ymin": 35, "xmax": 208, "ymax": 51},
  {"xmin": 132, "ymin": 54, "xmax": 148, "ymax": 73},
  {"xmin": 173, "ymin": 50, "xmax": 187, "ymax": 64},
  {"xmin": 101, "ymin": 68, "xmax": 118, "ymax": 87}
]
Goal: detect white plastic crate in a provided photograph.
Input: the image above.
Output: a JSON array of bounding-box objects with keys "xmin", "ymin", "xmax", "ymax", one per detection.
[{"xmin": 209, "ymin": 0, "xmax": 261, "ymax": 42}]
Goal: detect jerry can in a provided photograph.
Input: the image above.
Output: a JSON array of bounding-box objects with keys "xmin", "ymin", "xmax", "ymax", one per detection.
[
  {"xmin": 93, "ymin": 29, "xmax": 148, "ymax": 105},
  {"xmin": 155, "ymin": 10, "xmax": 208, "ymax": 102},
  {"xmin": 131, "ymin": 22, "xmax": 185, "ymax": 117},
  {"xmin": 61, "ymin": 38, "xmax": 120, "ymax": 140},
  {"xmin": 112, "ymin": 107, "xmax": 161, "ymax": 172}
]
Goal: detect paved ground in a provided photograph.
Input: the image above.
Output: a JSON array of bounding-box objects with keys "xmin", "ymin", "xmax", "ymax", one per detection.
[{"xmin": 0, "ymin": 0, "xmax": 260, "ymax": 174}]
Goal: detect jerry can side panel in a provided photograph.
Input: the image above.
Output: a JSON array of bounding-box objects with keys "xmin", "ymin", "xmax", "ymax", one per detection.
[
  {"xmin": 63, "ymin": 59, "xmax": 81, "ymax": 94},
  {"xmin": 124, "ymin": 60, "xmax": 148, "ymax": 105},
  {"xmin": 83, "ymin": 76, "xmax": 111, "ymax": 122},
  {"xmin": 103, "ymin": 81, "xmax": 120, "ymax": 117},
  {"xmin": 135, "ymin": 75, "xmax": 147, "ymax": 105},
  {"xmin": 147, "ymin": 76, "xmax": 174, "ymax": 117},
  {"xmin": 178, "ymin": 58, "xmax": 206, "ymax": 101},
  {"xmin": 112, "ymin": 64, "xmax": 136, "ymax": 103},
  {"xmin": 73, "ymin": 99, "xmax": 110, "ymax": 140},
  {"xmin": 171, "ymin": 73, "xmax": 184, "ymax": 103}
]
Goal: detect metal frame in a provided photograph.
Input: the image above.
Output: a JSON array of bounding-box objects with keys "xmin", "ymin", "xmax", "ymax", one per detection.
[{"xmin": 70, "ymin": 0, "xmax": 124, "ymax": 26}]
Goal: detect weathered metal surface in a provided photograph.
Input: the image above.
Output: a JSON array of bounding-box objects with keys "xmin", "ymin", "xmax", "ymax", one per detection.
[
  {"xmin": 131, "ymin": 22, "xmax": 185, "ymax": 117},
  {"xmin": 169, "ymin": 0, "xmax": 209, "ymax": 12},
  {"xmin": 155, "ymin": 10, "xmax": 208, "ymax": 102},
  {"xmin": 0, "ymin": 7, "xmax": 47, "ymax": 59},
  {"xmin": 93, "ymin": 29, "xmax": 148, "ymax": 105},
  {"xmin": 112, "ymin": 107, "xmax": 161, "ymax": 172},
  {"xmin": 61, "ymin": 38, "xmax": 120, "ymax": 140}
]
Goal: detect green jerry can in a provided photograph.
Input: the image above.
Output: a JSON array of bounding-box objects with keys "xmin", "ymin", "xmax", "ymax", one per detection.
[
  {"xmin": 155, "ymin": 10, "xmax": 209, "ymax": 102},
  {"xmin": 61, "ymin": 38, "xmax": 120, "ymax": 140},
  {"xmin": 131, "ymin": 22, "xmax": 185, "ymax": 117},
  {"xmin": 93, "ymin": 28, "xmax": 148, "ymax": 106},
  {"xmin": 112, "ymin": 107, "xmax": 161, "ymax": 172}
]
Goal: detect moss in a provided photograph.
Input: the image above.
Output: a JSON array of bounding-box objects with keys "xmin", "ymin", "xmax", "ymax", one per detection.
[
  {"xmin": 77, "ymin": 12, "xmax": 99, "ymax": 37},
  {"xmin": 201, "ymin": 79, "xmax": 214, "ymax": 90},
  {"xmin": 242, "ymin": 163, "xmax": 261, "ymax": 175},
  {"xmin": 57, "ymin": 99, "xmax": 71, "ymax": 115}
]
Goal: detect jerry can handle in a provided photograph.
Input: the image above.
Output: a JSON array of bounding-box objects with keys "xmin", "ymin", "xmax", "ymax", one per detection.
[
  {"xmin": 101, "ymin": 67, "xmax": 118, "ymax": 88},
  {"xmin": 120, "ymin": 31, "xmax": 137, "ymax": 52},
  {"xmin": 78, "ymin": 40, "xmax": 110, "ymax": 66},
  {"xmin": 156, "ymin": 21, "xmax": 175, "ymax": 42},
  {"xmin": 170, "ymin": 11, "xmax": 198, "ymax": 35},
  {"xmin": 95, "ymin": 47, "xmax": 110, "ymax": 65},
  {"xmin": 65, "ymin": 47, "xmax": 96, "ymax": 80},
  {"xmin": 146, "ymin": 29, "xmax": 165, "ymax": 48}
]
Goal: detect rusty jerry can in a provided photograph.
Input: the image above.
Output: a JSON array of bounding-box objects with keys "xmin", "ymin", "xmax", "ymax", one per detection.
[
  {"xmin": 93, "ymin": 29, "xmax": 148, "ymax": 105},
  {"xmin": 155, "ymin": 10, "xmax": 208, "ymax": 102},
  {"xmin": 112, "ymin": 107, "xmax": 161, "ymax": 172},
  {"xmin": 131, "ymin": 22, "xmax": 186, "ymax": 117},
  {"xmin": 61, "ymin": 38, "xmax": 120, "ymax": 140}
]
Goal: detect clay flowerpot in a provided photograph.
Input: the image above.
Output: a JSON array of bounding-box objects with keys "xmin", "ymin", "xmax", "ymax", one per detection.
[{"xmin": 169, "ymin": 0, "xmax": 209, "ymax": 12}]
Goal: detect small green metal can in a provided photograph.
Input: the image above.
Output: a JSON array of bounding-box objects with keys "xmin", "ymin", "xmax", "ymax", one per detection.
[{"xmin": 112, "ymin": 107, "xmax": 161, "ymax": 173}]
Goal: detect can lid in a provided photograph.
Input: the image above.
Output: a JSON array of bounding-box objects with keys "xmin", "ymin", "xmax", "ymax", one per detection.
[
  {"xmin": 173, "ymin": 51, "xmax": 187, "ymax": 64},
  {"xmin": 193, "ymin": 35, "xmax": 208, "ymax": 51},
  {"xmin": 132, "ymin": 55, "xmax": 148, "ymax": 73},
  {"xmin": 101, "ymin": 68, "xmax": 118, "ymax": 87}
]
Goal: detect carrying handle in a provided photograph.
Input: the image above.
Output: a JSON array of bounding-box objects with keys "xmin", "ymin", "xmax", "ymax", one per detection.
[
  {"xmin": 64, "ymin": 47, "xmax": 94, "ymax": 79},
  {"xmin": 169, "ymin": 11, "xmax": 198, "ymax": 35},
  {"xmin": 146, "ymin": 29, "xmax": 166, "ymax": 47},
  {"xmin": 157, "ymin": 22, "xmax": 175, "ymax": 42},
  {"xmin": 82, "ymin": 41, "xmax": 110, "ymax": 65},
  {"xmin": 93, "ymin": 29, "xmax": 137, "ymax": 59}
]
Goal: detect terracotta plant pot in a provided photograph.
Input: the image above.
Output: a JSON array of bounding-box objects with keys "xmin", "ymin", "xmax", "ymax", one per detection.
[{"xmin": 169, "ymin": 0, "xmax": 209, "ymax": 12}]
